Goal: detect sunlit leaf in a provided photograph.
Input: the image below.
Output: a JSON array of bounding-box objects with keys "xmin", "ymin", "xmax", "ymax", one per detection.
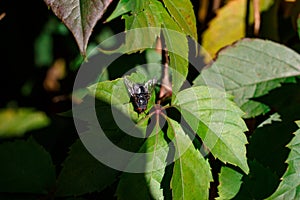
[
  {"xmin": 161, "ymin": 10, "xmax": 188, "ymax": 99},
  {"xmin": 258, "ymin": 113, "xmax": 281, "ymax": 128},
  {"xmin": 0, "ymin": 108, "xmax": 50, "ymax": 138},
  {"xmin": 201, "ymin": 0, "xmax": 246, "ymax": 63},
  {"xmin": 162, "ymin": 0, "xmax": 197, "ymax": 41},
  {"xmin": 194, "ymin": 39, "xmax": 300, "ymax": 118},
  {"xmin": 216, "ymin": 167, "xmax": 243, "ymax": 200},
  {"xmin": 0, "ymin": 138, "xmax": 55, "ymax": 194},
  {"xmin": 173, "ymin": 86, "xmax": 249, "ymax": 173},
  {"xmin": 106, "ymin": 0, "xmax": 147, "ymax": 22},
  {"xmin": 201, "ymin": 0, "xmax": 275, "ymax": 63},
  {"xmin": 87, "ymin": 73, "xmax": 156, "ymax": 120},
  {"xmin": 88, "ymin": 78, "xmax": 128, "ymax": 105},
  {"xmin": 44, "ymin": 0, "xmax": 112, "ymax": 55},
  {"xmin": 108, "ymin": 0, "xmax": 190, "ymax": 93},
  {"xmin": 167, "ymin": 118, "xmax": 212, "ymax": 200},
  {"xmin": 265, "ymin": 121, "xmax": 300, "ymax": 200}
]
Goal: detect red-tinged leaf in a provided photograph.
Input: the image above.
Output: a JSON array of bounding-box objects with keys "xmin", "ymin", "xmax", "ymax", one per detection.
[{"xmin": 44, "ymin": 0, "xmax": 113, "ymax": 55}]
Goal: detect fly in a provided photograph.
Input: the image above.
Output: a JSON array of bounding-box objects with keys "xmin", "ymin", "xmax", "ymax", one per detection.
[{"xmin": 124, "ymin": 76, "xmax": 156, "ymax": 114}]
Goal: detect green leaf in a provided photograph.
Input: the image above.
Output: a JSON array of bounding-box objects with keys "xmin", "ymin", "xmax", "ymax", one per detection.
[
  {"xmin": 87, "ymin": 73, "xmax": 156, "ymax": 120},
  {"xmin": 117, "ymin": 173, "xmax": 153, "ymax": 200},
  {"xmin": 106, "ymin": 0, "xmax": 147, "ymax": 22},
  {"xmin": 88, "ymin": 78, "xmax": 128, "ymax": 105},
  {"xmin": 167, "ymin": 118, "xmax": 213, "ymax": 200},
  {"xmin": 258, "ymin": 113, "xmax": 281, "ymax": 128},
  {"xmin": 173, "ymin": 86, "xmax": 249, "ymax": 173},
  {"xmin": 247, "ymin": 118, "xmax": 295, "ymax": 176},
  {"xmin": 122, "ymin": 0, "xmax": 163, "ymax": 52},
  {"xmin": 235, "ymin": 160, "xmax": 279, "ymax": 199},
  {"xmin": 216, "ymin": 167, "xmax": 243, "ymax": 200},
  {"xmin": 0, "ymin": 138, "xmax": 55, "ymax": 194},
  {"xmin": 44, "ymin": 0, "xmax": 112, "ymax": 55},
  {"xmin": 0, "ymin": 108, "xmax": 50, "ymax": 138},
  {"xmin": 194, "ymin": 39, "xmax": 300, "ymax": 118},
  {"xmin": 162, "ymin": 0, "xmax": 197, "ymax": 41},
  {"xmin": 71, "ymin": 94, "xmax": 147, "ymax": 170},
  {"xmin": 34, "ymin": 17, "xmax": 68, "ymax": 67},
  {"xmin": 112, "ymin": 0, "xmax": 189, "ymax": 93},
  {"xmin": 116, "ymin": 123, "xmax": 168, "ymax": 200},
  {"xmin": 265, "ymin": 121, "xmax": 300, "ymax": 200},
  {"xmin": 56, "ymin": 140, "xmax": 119, "ymax": 196},
  {"xmin": 161, "ymin": 10, "xmax": 188, "ymax": 98}
]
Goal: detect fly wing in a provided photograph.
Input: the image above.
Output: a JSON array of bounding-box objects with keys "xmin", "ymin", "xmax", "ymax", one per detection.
[
  {"xmin": 123, "ymin": 76, "xmax": 135, "ymax": 96},
  {"xmin": 144, "ymin": 78, "xmax": 157, "ymax": 94}
]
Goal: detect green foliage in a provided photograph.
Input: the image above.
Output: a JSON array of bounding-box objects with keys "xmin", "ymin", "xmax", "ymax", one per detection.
[
  {"xmin": 194, "ymin": 39, "xmax": 300, "ymax": 118},
  {"xmin": 162, "ymin": 0, "xmax": 197, "ymax": 41},
  {"xmin": 87, "ymin": 76, "xmax": 248, "ymax": 199},
  {"xmin": 168, "ymin": 118, "xmax": 212, "ymax": 200},
  {"xmin": 2, "ymin": 0, "xmax": 300, "ymax": 199},
  {"xmin": 56, "ymin": 140, "xmax": 119, "ymax": 196},
  {"xmin": 265, "ymin": 121, "xmax": 300, "ymax": 200},
  {"xmin": 258, "ymin": 113, "xmax": 281, "ymax": 128},
  {"xmin": 173, "ymin": 86, "xmax": 249, "ymax": 173},
  {"xmin": 116, "ymin": 125, "xmax": 168, "ymax": 200},
  {"xmin": 107, "ymin": 0, "xmax": 191, "ymax": 95},
  {"xmin": 0, "ymin": 108, "xmax": 50, "ymax": 138},
  {"xmin": 217, "ymin": 167, "xmax": 243, "ymax": 200},
  {"xmin": 234, "ymin": 160, "xmax": 279, "ymax": 199},
  {"xmin": 34, "ymin": 17, "xmax": 69, "ymax": 67},
  {"xmin": 0, "ymin": 138, "xmax": 55, "ymax": 194}
]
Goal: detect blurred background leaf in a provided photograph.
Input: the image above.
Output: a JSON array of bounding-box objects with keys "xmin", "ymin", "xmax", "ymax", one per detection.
[
  {"xmin": 0, "ymin": 107, "xmax": 50, "ymax": 138},
  {"xmin": 0, "ymin": 138, "xmax": 56, "ymax": 194}
]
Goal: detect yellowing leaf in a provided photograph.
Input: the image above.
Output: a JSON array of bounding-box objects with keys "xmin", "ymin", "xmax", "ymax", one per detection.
[
  {"xmin": 201, "ymin": 0, "xmax": 246, "ymax": 63},
  {"xmin": 201, "ymin": 0, "xmax": 275, "ymax": 63},
  {"xmin": 0, "ymin": 108, "xmax": 50, "ymax": 138}
]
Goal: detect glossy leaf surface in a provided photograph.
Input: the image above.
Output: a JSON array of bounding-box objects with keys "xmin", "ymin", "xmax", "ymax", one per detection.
[{"xmin": 194, "ymin": 39, "xmax": 300, "ymax": 118}]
